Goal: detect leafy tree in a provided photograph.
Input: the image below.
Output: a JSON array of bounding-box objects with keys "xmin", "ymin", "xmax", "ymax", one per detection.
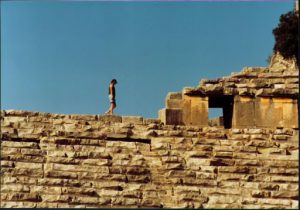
[{"xmin": 272, "ymin": 11, "xmax": 299, "ymax": 66}]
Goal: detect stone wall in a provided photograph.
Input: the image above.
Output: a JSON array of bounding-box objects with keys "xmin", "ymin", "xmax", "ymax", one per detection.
[
  {"xmin": 1, "ymin": 110, "xmax": 298, "ymax": 208},
  {"xmin": 159, "ymin": 56, "xmax": 298, "ymax": 127},
  {"xmin": 232, "ymin": 96, "xmax": 298, "ymax": 129}
]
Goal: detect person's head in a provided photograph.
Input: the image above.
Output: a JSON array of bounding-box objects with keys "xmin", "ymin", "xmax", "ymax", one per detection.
[{"xmin": 111, "ymin": 79, "xmax": 117, "ymax": 85}]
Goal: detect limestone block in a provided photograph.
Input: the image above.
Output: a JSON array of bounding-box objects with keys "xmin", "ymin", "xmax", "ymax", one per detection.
[
  {"xmin": 213, "ymin": 151, "xmax": 233, "ymax": 158},
  {"xmin": 217, "ymin": 181, "xmax": 240, "ymax": 189},
  {"xmin": 273, "ymin": 128, "xmax": 294, "ymax": 135},
  {"xmin": 282, "ymin": 99, "xmax": 298, "ymax": 128},
  {"xmin": 158, "ymin": 108, "xmax": 183, "ymax": 125},
  {"xmin": 122, "ymin": 190, "xmax": 142, "ymax": 199},
  {"xmin": 80, "ymin": 159, "xmax": 111, "ymax": 166},
  {"xmin": 285, "ymin": 83, "xmax": 299, "ymax": 89},
  {"xmin": 98, "ymin": 115, "xmax": 122, "ymax": 123},
  {"xmin": 166, "ymin": 99, "xmax": 183, "ymax": 109},
  {"xmin": 143, "ymin": 118, "xmax": 160, "ymax": 124},
  {"xmin": 262, "ymin": 160, "xmax": 298, "ymax": 168},
  {"xmin": 126, "ymin": 167, "xmax": 150, "ymax": 175},
  {"xmin": 174, "ymin": 185, "xmax": 200, "ymax": 194},
  {"xmin": 1, "ymin": 141, "xmax": 39, "ymax": 149},
  {"xmin": 165, "ymin": 92, "xmax": 183, "ymax": 109},
  {"xmin": 268, "ymin": 168, "xmax": 298, "ymax": 176},
  {"xmin": 258, "ymin": 183, "xmax": 280, "ymax": 191},
  {"xmin": 14, "ymin": 162, "xmax": 43, "ymax": 170},
  {"xmin": 45, "ymin": 170, "xmax": 78, "ymax": 179},
  {"xmin": 167, "ymin": 92, "xmax": 182, "ymax": 100},
  {"xmin": 122, "ymin": 116, "xmax": 143, "ymax": 124},
  {"xmin": 161, "ymin": 156, "xmax": 182, "ymax": 163},
  {"xmin": 232, "ymin": 96, "xmax": 255, "ymax": 128},
  {"xmin": 0, "ymin": 160, "xmax": 15, "ymax": 168},
  {"xmin": 37, "ymin": 203, "xmax": 59, "ymax": 208},
  {"xmin": 286, "ymin": 78, "xmax": 299, "ymax": 84},
  {"xmin": 185, "ymin": 151, "xmax": 211, "ymax": 158},
  {"xmin": 207, "ymin": 195, "xmax": 240, "ymax": 204},
  {"xmin": 140, "ymin": 198, "xmax": 162, "ymax": 208},
  {"xmin": 209, "ymin": 159, "xmax": 235, "ymax": 166},
  {"xmin": 196, "ymin": 171, "xmax": 217, "ymax": 180},
  {"xmin": 270, "ymin": 175, "xmax": 298, "ymax": 183},
  {"xmin": 3, "ymin": 192, "xmax": 42, "ymax": 202},
  {"xmin": 218, "ymin": 166, "xmax": 256, "ymax": 174},
  {"xmin": 0, "ymin": 201, "xmax": 37, "ymax": 208},
  {"xmin": 21, "ymin": 148, "xmax": 46, "ymax": 156},
  {"xmin": 251, "ymin": 190, "xmax": 271, "ymax": 198},
  {"xmin": 182, "ymin": 95, "xmax": 208, "ymax": 126},
  {"xmin": 255, "ymin": 97, "xmax": 298, "ymax": 128},
  {"xmin": 69, "ymin": 196, "xmax": 100, "ymax": 205},
  {"xmin": 1, "ymin": 128, "xmax": 17, "ymax": 137},
  {"xmin": 258, "ymin": 147, "xmax": 287, "ymax": 155},
  {"xmin": 1, "ymin": 184, "xmax": 30, "ymax": 193},
  {"xmin": 69, "ymin": 114, "xmax": 97, "ymax": 121},
  {"xmin": 40, "ymin": 194, "xmax": 70, "ymax": 203},
  {"xmin": 255, "ymin": 198, "xmax": 292, "ymax": 206},
  {"xmin": 278, "ymin": 183, "xmax": 299, "ymax": 191},
  {"xmin": 201, "ymin": 188, "xmax": 242, "ymax": 196},
  {"xmin": 31, "ymin": 186, "xmax": 62, "ymax": 195},
  {"xmin": 193, "ymin": 138, "xmax": 221, "ymax": 145},
  {"xmin": 126, "ymin": 174, "xmax": 151, "ymax": 183}
]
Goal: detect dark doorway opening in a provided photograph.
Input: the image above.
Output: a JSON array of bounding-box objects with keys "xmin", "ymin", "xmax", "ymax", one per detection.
[{"xmin": 209, "ymin": 95, "xmax": 234, "ymax": 129}]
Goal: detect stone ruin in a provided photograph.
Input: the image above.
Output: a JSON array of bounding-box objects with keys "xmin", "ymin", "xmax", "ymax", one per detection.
[
  {"xmin": 159, "ymin": 53, "xmax": 299, "ymax": 129},
  {"xmin": 0, "ymin": 53, "xmax": 299, "ymax": 208}
]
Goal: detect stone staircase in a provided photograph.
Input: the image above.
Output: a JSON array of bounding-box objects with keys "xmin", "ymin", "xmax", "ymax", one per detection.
[{"xmin": 1, "ymin": 110, "xmax": 298, "ymax": 208}]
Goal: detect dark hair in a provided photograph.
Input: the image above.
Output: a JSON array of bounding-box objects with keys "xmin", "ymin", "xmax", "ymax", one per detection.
[{"xmin": 111, "ymin": 79, "xmax": 117, "ymax": 84}]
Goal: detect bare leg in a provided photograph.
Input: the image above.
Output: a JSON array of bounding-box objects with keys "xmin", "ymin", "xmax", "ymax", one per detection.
[
  {"xmin": 110, "ymin": 103, "xmax": 116, "ymax": 115},
  {"xmin": 105, "ymin": 103, "xmax": 116, "ymax": 115},
  {"xmin": 105, "ymin": 104, "xmax": 112, "ymax": 115}
]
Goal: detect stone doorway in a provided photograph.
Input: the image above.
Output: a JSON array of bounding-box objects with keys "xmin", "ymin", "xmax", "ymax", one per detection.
[{"xmin": 208, "ymin": 95, "xmax": 234, "ymax": 129}]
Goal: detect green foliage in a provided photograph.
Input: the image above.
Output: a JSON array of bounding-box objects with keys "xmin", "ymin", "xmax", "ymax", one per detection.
[{"xmin": 272, "ymin": 11, "xmax": 299, "ymax": 65}]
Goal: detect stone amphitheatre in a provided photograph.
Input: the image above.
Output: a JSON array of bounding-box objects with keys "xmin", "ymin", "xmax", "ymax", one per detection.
[{"xmin": 1, "ymin": 52, "xmax": 298, "ymax": 208}]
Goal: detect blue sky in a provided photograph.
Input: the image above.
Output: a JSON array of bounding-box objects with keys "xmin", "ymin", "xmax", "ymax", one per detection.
[{"xmin": 1, "ymin": 1, "xmax": 294, "ymax": 118}]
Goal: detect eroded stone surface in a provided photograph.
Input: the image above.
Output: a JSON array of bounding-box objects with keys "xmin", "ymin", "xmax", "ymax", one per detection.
[{"xmin": 0, "ymin": 110, "xmax": 298, "ymax": 208}]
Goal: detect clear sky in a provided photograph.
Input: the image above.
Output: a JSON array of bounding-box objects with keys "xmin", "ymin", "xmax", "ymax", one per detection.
[{"xmin": 1, "ymin": 1, "xmax": 294, "ymax": 119}]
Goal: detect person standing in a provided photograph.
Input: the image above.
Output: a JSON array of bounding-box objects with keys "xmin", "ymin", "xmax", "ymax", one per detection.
[{"xmin": 105, "ymin": 79, "xmax": 117, "ymax": 115}]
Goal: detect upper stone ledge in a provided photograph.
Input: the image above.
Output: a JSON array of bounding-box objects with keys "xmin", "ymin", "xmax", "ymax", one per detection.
[
  {"xmin": 181, "ymin": 53, "xmax": 299, "ymax": 97},
  {"xmin": 183, "ymin": 65, "xmax": 299, "ymax": 97},
  {"xmin": 1, "ymin": 110, "xmax": 161, "ymax": 125}
]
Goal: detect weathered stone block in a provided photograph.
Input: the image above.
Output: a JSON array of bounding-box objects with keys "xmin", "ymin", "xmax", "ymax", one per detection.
[
  {"xmin": 122, "ymin": 116, "xmax": 143, "ymax": 124},
  {"xmin": 143, "ymin": 118, "xmax": 160, "ymax": 124},
  {"xmin": 98, "ymin": 115, "xmax": 122, "ymax": 123},
  {"xmin": 15, "ymin": 162, "xmax": 43, "ymax": 170},
  {"xmin": 1, "ymin": 141, "xmax": 39, "ymax": 149},
  {"xmin": 232, "ymin": 96, "xmax": 255, "ymax": 128},
  {"xmin": 166, "ymin": 99, "xmax": 183, "ymax": 109},
  {"xmin": 167, "ymin": 92, "xmax": 182, "ymax": 100},
  {"xmin": 182, "ymin": 95, "xmax": 208, "ymax": 126},
  {"xmin": 0, "ymin": 201, "xmax": 37, "ymax": 208},
  {"xmin": 158, "ymin": 108, "xmax": 183, "ymax": 125},
  {"xmin": 218, "ymin": 166, "xmax": 256, "ymax": 174}
]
